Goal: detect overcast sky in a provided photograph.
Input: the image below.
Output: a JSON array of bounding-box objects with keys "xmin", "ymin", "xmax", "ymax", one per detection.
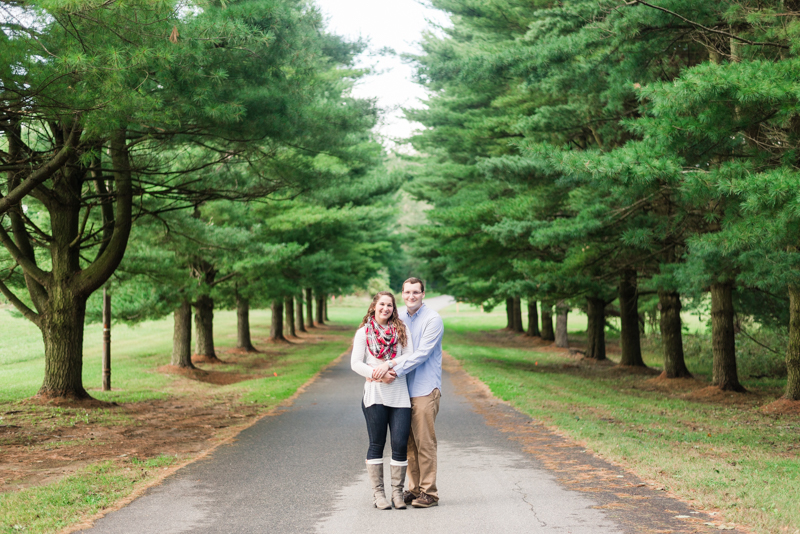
[{"xmin": 313, "ymin": 0, "xmax": 449, "ymax": 144}]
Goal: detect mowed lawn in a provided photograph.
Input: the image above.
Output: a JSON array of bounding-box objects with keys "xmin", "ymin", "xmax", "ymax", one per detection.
[
  {"xmin": 0, "ymin": 300, "xmax": 368, "ymax": 534},
  {"xmin": 439, "ymin": 303, "xmax": 799, "ymax": 534},
  {"xmin": 2, "ymin": 297, "xmax": 798, "ymax": 533},
  {"xmin": 0, "ymin": 302, "xmax": 368, "ymax": 404}
]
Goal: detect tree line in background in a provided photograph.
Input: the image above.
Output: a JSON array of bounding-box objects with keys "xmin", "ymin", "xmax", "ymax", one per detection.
[
  {"xmin": 407, "ymin": 0, "xmax": 800, "ymax": 399},
  {"xmin": 0, "ymin": 0, "xmax": 409, "ymax": 400}
]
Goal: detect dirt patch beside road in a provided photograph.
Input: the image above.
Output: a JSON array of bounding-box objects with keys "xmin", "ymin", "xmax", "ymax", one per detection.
[
  {"xmin": 0, "ymin": 395, "xmax": 260, "ymax": 493},
  {"xmin": 443, "ymin": 352, "xmax": 752, "ymax": 534},
  {"xmin": 0, "ymin": 328, "xmax": 347, "ymax": 495}
]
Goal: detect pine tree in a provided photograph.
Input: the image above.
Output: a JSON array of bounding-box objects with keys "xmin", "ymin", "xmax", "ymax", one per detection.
[{"xmin": 0, "ymin": 0, "xmax": 380, "ymax": 399}]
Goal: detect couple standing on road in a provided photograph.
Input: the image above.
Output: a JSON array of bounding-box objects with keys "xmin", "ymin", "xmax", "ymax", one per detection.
[{"xmin": 350, "ymin": 277, "xmax": 444, "ymax": 510}]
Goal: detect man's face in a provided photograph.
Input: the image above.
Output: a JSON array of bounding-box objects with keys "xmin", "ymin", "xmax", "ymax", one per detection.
[{"xmin": 402, "ymin": 282, "xmax": 425, "ymax": 312}]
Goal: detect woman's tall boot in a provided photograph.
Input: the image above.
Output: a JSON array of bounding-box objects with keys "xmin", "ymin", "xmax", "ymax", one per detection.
[
  {"xmin": 391, "ymin": 464, "xmax": 407, "ymax": 509},
  {"xmin": 366, "ymin": 463, "xmax": 391, "ymax": 510}
]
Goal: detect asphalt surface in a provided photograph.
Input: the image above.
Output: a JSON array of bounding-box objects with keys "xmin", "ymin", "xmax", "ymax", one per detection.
[{"xmin": 86, "ymin": 296, "xmax": 735, "ymax": 533}]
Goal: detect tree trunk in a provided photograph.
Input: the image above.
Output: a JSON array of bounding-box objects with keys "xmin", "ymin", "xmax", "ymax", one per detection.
[
  {"xmin": 38, "ymin": 291, "xmax": 90, "ymax": 399},
  {"xmin": 270, "ymin": 300, "xmax": 286, "ymax": 341},
  {"xmin": 505, "ymin": 298, "xmax": 514, "ymax": 330},
  {"xmin": 555, "ymin": 301, "xmax": 569, "ymax": 348},
  {"xmin": 194, "ymin": 294, "xmax": 219, "ymax": 361},
  {"xmin": 285, "ymin": 297, "xmax": 296, "ymax": 337},
  {"xmin": 324, "ymin": 295, "xmax": 329, "ymax": 321},
  {"xmin": 315, "ymin": 292, "xmax": 325, "ymax": 325},
  {"xmin": 172, "ymin": 299, "xmax": 194, "ymax": 368},
  {"xmin": 541, "ymin": 304, "xmax": 555, "ymax": 341},
  {"xmin": 512, "ymin": 297, "xmax": 524, "ymax": 333},
  {"xmin": 296, "ymin": 294, "xmax": 307, "ymax": 333},
  {"xmin": 4, "ymin": 127, "xmax": 132, "ymax": 401},
  {"xmin": 585, "ymin": 297, "xmax": 606, "ymax": 360},
  {"xmin": 658, "ymin": 290, "xmax": 692, "ymax": 378},
  {"xmin": 236, "ymin": 295, "xmax": 256, "ymax": 352},
  {"xmin": 786, "ymin": 285, "xmax": 800, "ymax": 400},
  {"xmin": 305, "ymin": 287, "xmax": 315, "ymax": 328},
  {"xmin": 618, "ymin": 270, "xmax": 645, "ymax": 366},
  {"xmin": 527, "ymin": 301, "xmax": 540, "ymax": 337},
  {"xmin": 710, "ymin": 281, "xmax": 745, "ymax": 392}
]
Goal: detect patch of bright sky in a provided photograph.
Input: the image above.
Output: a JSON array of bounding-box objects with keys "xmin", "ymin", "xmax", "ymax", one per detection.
[{"xmin": 313, "ymin": 0, "xmax": 450, "ymax": 146}]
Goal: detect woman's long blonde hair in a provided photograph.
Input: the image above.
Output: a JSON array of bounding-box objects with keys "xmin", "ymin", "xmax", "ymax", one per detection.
[{"xmin": 359, "ymin": 291, "xmax": 408, "ymax": 347}]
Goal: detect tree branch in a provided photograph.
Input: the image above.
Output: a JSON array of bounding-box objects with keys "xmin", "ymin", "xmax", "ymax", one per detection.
[
  {"xmin": 0, "ymin": 121, "xmax": 82, "ymax": 216},
  {"xmin": 0, "ymin": 224, "xmax": 50, "ymax": 285},
  {"xmin": 210, "ymin": 271, "xmax": 238, "ymax": 287},
  {"xmin": 76, "ymin": 128, "xmax": 133, "ymax": 296},
  {"xmin": 0, "ymin": 277, "xmax": 41, "ymax": 326},
  {"xmin": 629, "ymin": 1, "xmax": 790, "ymax": 49},
  {"xmin": 739, "ymin": 325, "xmax": 782, "ymax": 356}
]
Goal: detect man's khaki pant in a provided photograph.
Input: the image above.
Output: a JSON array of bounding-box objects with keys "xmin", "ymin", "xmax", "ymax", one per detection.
[{"xmin": 407, "ymin": 388, "xmax": 440, "ymax": 501}]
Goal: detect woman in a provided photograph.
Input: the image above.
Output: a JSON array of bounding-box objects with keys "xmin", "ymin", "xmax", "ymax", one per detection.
[{"xmin": 351, "ymin": 291, "xmax": 413, "ymax": 510}]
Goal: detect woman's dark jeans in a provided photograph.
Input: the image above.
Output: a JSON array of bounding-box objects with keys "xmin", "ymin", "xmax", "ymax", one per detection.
[{"xmin": 362, "ymin": 401, "xmax": 412, "ymax": 462}]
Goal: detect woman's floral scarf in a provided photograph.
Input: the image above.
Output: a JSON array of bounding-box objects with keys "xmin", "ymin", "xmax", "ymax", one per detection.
[{"xmin": 365, "ymin": 317, "xmax": 398, "ymax": 360}]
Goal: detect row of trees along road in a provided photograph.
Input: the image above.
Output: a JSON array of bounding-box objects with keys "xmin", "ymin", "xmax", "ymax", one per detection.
[
  {"xmin": 407, "ymin": 0, "xmax": 800, "ymax": 399},
  {"xmin": 0, "ymin": 0, "xmax": 403, "ymax": 399}
]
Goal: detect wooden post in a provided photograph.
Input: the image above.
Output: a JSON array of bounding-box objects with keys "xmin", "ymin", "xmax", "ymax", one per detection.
[{"xmin": 102, "ymin": 288, "xmax": 111, "ymax": 391}]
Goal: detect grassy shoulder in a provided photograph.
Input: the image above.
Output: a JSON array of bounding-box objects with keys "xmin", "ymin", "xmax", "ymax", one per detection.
[
  {"xmin": 0, "ymin": 302, "xmax": 366, "ymax": 534},
  {"xmin": 440, "ymin": 304, "xmax": 799, "ymax": 534}
]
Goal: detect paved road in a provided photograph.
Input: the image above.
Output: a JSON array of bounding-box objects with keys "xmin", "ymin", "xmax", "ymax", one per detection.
[{"xmin": 87, "ymin": 296, "xmax": 735, "ymax": 533}]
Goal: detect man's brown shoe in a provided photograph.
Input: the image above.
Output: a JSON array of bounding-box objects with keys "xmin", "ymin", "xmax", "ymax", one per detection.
[
  {"xmin": 411, "ymin": 492, "xmax": 438, "ymax": 508},
  {"xmin": 403, "ymin": 491, "xmax": 417, "ymax": 505}
]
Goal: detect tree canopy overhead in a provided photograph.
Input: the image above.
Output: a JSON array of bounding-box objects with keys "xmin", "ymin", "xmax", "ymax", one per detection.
[
  {"xmin": 405, "ymin": 0, "xmax": 800, "ymax": 398},
  {"xmin": 0, "ymin": 0, "xmax": 391, "ymax": 399}
]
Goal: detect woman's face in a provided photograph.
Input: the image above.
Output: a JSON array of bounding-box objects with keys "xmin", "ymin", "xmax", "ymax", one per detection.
[{"xmin": 374, "ymin": 295, "xmax": 394, "ymax": 324}]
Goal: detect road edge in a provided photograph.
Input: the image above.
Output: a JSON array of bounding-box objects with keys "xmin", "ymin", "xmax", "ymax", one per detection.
[
  {"xmin": 65, "ymin": 347, "xmax": 352, "ymax": 533},
  {"xmin": 442, "ymin": 351, "xmax": 751, "ymax": 534}
]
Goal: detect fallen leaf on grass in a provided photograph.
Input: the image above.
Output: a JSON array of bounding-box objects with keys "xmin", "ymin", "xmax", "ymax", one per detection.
[{"xmin": 704, "ymin": 523, "xmax": 735, "ymax": 530}]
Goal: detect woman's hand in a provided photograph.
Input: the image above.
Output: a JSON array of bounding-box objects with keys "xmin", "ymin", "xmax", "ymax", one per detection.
[{"xmin": 372, "ymin": 361, "xmax": 391, "ymax": 380}]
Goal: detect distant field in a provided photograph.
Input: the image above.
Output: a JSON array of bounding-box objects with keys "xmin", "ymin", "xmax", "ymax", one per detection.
[
  {"xmin": 0, "ymin": 297, "xmax": 376, "ymax": 404},
  {"xmin": 0, "ymin": 296, "xmax": 719, "ymax": 403}
]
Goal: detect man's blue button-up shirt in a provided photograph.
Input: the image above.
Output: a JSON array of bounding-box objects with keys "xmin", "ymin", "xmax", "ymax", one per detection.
[{"xmin": 394, "ymin": 303, "xmax": 444, "ymax": 398}]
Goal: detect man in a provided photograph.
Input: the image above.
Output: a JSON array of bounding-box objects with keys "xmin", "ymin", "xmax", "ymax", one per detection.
[{"xmin": 373, "ymin": 277, "xmax": 444, "ymax": 508}]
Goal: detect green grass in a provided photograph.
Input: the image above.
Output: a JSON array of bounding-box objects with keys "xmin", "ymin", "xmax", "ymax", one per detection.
[
  {"xmin": 0, "ymin": 461, "xmax": 158, "ymax": 534},
  {"xmin": 4, "ymin": 296, "xmax": 789, "ymax": 532},
  {"xmin": 0, "ymin": 300, "xmax": 367, "ymax": 534},
  {"xmin": 440, "ymin": 304, "xmax": 800, "ymax": 534},
  {"xmin": 0, "ymin": 304, "xmax": 366, "ymax": 404},
  {"xmin": 129, "ymin": 454, "xmax": 178, "ymax": 469},
  {"xmin": 0, "ymin": 296, "xmax": 369, "ymax": 409}
]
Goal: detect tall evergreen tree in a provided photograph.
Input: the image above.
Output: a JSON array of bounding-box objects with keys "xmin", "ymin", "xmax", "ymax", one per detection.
[{"xmin": 0, "ymin": 0, "xmax": 379, "ymax": 399}]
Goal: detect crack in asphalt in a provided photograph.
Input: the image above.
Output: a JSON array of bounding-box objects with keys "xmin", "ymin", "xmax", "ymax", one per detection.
[{"xmin": 513, "ymin": 480, "xmax": 546, "ymax": 527}]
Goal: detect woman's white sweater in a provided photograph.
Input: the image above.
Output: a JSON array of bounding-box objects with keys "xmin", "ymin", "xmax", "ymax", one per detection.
[{"xmin": 351, "ymin": 325, "xmax": 413, "ymax": 408}]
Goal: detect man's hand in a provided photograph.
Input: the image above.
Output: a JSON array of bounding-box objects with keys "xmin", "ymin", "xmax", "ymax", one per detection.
[
  {"xmin": 382, "ymin": 370, "xmax": 397, "ymax": 384},
  {"xmin": 366, "ymin": 369, "xmax": 397, "ymax": 384},
  {"xmin": 372, "ymin": 361, "xmax": 391, "ymax": 380}
]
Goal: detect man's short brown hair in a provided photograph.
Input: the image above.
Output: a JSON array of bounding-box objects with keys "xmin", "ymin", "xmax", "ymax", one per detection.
[{"xmin": 403, "ymin": 277, "xmax": 425, "ymax": 293}]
